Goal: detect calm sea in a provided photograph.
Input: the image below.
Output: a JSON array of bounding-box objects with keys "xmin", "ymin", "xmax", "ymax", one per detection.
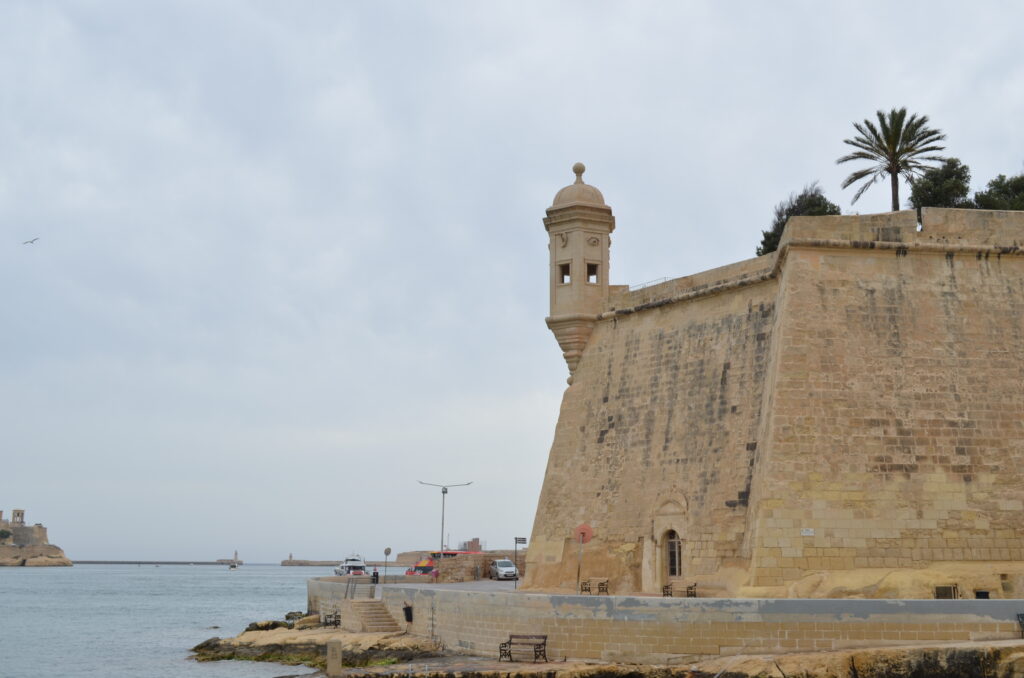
[{"xmin": 0, "ymin": 563, "xmax": 369, "ymax": 678}]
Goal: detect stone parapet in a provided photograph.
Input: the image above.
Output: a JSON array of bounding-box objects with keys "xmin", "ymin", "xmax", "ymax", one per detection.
[{"xmin": 379, "ymin": 586, "xmax": 1024, "ymax": 663}]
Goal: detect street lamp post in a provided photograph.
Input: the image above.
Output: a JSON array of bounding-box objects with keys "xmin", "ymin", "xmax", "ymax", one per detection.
[{"xmin": 418, "ymin": 481, "xmax": 472, "ymax": 553}]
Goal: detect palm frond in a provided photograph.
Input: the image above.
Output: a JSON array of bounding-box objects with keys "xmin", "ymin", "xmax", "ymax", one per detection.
[
  {"xmin": 851, "ymin": 174, "xmax": 881, "ymax": 203},
  {"xmin": 841, "ymin": 138, "xmax": 888, "ymax": 158},
  {"xmin": 836, "ymin": 106, "xmax": 947, "ymax": 205},
  {"xmin": 840, "ymin": 167, "xmax": 882, "ymax": 189}
]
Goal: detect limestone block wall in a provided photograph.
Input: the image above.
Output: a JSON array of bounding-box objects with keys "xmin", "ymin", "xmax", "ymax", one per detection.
[
  {"xmin": 12, "ymin": 525, "xmax": 48, "ymax": 546},
  {"xmin": 306, "ymin": 576, "xmax": 431, "ymax": 614},
  {"xmin": 527, "ymin": 255, "xmax": 779, "ymax": 594},
  {"xmin": 529, "ymin": 206, "xmax": 1024, "ymax": 599},
  {"xmin": 747, "ymin": 209, "xmax": 1024, "ymax": 595},
  {"xmin": 436, "ymin": 551, "xmax": 527, "ymax": 582},
  {"xmin": 378, "ymin": 586, "xmax": 1023, "ymax": 662}
]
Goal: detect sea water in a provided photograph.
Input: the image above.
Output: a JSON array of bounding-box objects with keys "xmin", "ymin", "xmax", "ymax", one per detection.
[{"xmin": 0, "ymin": 563, "xmax": 376, "ymax": 678}]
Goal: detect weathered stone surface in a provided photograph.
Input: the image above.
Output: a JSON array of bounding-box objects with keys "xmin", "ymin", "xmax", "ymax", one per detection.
[
  {"xmin": 191, "ymin": 627, "xmax": 438, "ymax": 669},
  {"xmin": 527, "ymin": 197, "xmax": 1024, "ymax": 598},
  {"xmin": 244, "ymin": 620, "xmax": 293, "ymax": 632},
  {"xmin": 0, "ymin": 544, "xmax": 71, "ymax": 567},
  {"xmin": 378, "ymin": 584, "xmax": 1024, "ymax": 663},
  {"xmin": 293, "ymin": 614, "xmax": 321, "ymax": 629}
]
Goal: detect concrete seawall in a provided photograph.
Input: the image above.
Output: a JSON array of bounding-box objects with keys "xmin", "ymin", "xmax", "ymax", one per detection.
[{"xmin": 309, "ymin": 578, "xmax": 1024, "ymax": 663}]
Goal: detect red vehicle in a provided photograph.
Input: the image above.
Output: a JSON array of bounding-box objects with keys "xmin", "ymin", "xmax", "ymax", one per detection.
[{"xmin": 405, "ymin": 557, "xmax": 436, "ymax": 575}]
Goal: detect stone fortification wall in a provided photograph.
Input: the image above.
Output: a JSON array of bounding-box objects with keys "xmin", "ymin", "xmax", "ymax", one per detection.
[
  {"xmin": 379, "ymin": 586, "xmax": 1022, "ymax": 662},
  {"xmin": 395, "ymin": 550, "xmax": 427, "ymax": 565},
  {"xmin": 529, "ymin": 206, "xmax": 1024, "ymax": 598},
  {"xmin": 527, "ymin": 254, "xmax": 779, "ymax": 593},
  {"xmin": 306, "ymin": 575, "xmax": 433, "ymax": 615},
  {"xmin": 11, "ymin": 525, "xmax": 48, "ymax": 546},
  {"xmin": 435, "ymin": 550, "xmax": 526, "ymax": 582},
  {"xmin": 745, "ymin": 208, "xmax": 1024, "ymax": 596}
]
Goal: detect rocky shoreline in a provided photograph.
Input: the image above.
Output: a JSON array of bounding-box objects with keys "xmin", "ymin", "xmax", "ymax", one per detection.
[
  {"xmin": 0, "ymin": 544, "xmax": 72, "ymax": 567},
  {"xmin": 192, "ymin": 616, "xmax": 439, "ymax": 670}
]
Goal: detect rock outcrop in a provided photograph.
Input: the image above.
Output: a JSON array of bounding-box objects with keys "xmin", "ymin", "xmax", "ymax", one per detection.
[
  {"xmin": 0, "ymin": 544, "xmax": 72, "ymax": 567},
  {"xmin": 192, "ymin": 627, "xmax": 438, "ymax": 669}
]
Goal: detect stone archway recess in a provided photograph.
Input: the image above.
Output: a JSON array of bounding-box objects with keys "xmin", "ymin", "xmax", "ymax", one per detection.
[{"xmin": 642, "ymin": 499, "xmax": 687, "ymax": 592}]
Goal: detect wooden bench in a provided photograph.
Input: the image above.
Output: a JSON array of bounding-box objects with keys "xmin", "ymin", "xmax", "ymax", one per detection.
[
  {"xmin": 580, "ymin": 579, "xmax": 609, "ymax": 595},
  {"xmin": 662, "ymin": 582, "xmax": 697, "ymax": 597},
  {"xmin": 498, "ymin": 634, "xmax": 548, "ymax": 662},
  {"xmin": 321, "ymin": 612, "xmax": 341, "ymax": 628}
]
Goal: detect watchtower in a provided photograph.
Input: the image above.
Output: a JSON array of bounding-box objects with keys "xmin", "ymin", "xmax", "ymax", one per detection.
[
  {"xmin": 543, "ymin": 163, "xmax": 615, "ymax": 381},
  {"xmin": 12, "ymin": 509, "xmax": 25, "ymax": 526}
]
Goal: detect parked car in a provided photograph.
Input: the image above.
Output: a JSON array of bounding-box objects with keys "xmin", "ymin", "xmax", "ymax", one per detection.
[{"xmin": 489, "ymin": 559, "xmax": 518, "ymax": 580}]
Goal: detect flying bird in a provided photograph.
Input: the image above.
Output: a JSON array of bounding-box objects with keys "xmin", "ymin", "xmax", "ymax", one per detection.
[{"xmin": 22, "ymin": 237, "xmax": 39, "ymax": 245}]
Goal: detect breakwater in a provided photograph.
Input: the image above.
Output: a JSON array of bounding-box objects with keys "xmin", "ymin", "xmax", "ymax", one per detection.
[{"xmin": 74, "ymin": 560, "xmax": 232, "ymax": 565}]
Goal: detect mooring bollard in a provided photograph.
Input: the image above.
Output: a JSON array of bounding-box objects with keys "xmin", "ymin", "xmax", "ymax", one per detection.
[{"xmin": 326, "ymin": 639, "xmax": 344, "ymax": 677}]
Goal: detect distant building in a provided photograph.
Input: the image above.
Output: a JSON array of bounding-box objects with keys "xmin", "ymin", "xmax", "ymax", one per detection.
[
  {"xmin": 0, "ymin": 509, "xmax": 49, "ymax": 546},
  {"xmin": 458, "ymin": 537, "xmax": 482, "ymax": 551}
]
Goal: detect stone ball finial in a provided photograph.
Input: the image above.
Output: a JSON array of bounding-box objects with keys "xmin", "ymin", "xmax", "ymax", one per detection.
[{"xmin": 552, "ymin": 162, "xmax": 606, "ymax": 207}]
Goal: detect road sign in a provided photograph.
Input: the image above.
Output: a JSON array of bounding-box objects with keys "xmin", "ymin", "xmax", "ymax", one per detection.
[{"xmin": 573, "ymin": 524, "xmax": 593, "ymax": 544}]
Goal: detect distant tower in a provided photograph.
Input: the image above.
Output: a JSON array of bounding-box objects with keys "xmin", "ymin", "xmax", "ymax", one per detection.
[
  {"xmin": 11, "ymin": 509, "xmax": 25, "ymax": 526},
  {"xmin": 544, "ymin": 163, "xmax": 615, "ymax": 381}
]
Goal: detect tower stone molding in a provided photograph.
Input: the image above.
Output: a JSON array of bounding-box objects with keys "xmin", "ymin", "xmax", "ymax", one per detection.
[{"xmin": 544, "ymin": 163, "xmax": 615, "ymax": 381}]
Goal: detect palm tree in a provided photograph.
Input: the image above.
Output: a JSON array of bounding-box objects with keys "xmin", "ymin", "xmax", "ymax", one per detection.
[{"xmin": 837, "ymin": 108, "xmax": 946, "ymax": 211}]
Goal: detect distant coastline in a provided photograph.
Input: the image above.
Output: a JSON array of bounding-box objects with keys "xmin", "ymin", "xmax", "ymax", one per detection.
[{"xmin": 73, "ymin": 560, "xmax": 242, "ymax": 566}]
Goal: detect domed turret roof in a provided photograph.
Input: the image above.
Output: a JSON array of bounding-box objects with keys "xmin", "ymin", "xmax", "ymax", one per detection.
[{"xmin": 552, "ymin": 162, "xmax": 606, "ymax": 207}]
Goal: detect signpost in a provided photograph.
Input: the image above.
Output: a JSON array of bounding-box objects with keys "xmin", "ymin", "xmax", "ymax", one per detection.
[{"xmin": 514, "ymin": 537, "xmax": 526, "ymax": 589}]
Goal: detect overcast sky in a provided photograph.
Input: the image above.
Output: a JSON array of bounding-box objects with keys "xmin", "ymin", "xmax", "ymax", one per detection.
[{"xmin": 2, "ymin": 2, "xmax": 1022, "ymax": 563}]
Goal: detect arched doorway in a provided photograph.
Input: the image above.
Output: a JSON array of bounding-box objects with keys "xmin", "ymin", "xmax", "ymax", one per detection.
[{"xmin": 665, "ymin": 530, "xmax": 682, "ymax": 578}]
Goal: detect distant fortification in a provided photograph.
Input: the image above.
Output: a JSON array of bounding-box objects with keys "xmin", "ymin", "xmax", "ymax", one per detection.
[
  {"xmin": 0, "ymin": 509, "xmax": 71, "ymax": 566},
  {"xmin": 524, "ymin": 164, "xmax": 1024, "ymax": 599}
]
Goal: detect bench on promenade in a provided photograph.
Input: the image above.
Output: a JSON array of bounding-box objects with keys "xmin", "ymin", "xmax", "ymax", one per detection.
[
  {"xmin": 498, "ymin": 634, "xmax": 548, "ymax": 662},
  {"xmin": 321, "ymin": 612, "xmax": 341, "ymax": 628},
  {"xmin": 579, "ymin": 578, "xmax": 609, "ymax": 595},
  {"xmin": 662, "ymin": 582, "xmax": 697, "ymax": 597}
]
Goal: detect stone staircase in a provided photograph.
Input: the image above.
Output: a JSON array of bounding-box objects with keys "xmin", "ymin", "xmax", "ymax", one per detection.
[
  {"xmin": 351, "ymin": 583, "xmax": 376, "ymax": 598},
  {"xmin": 351, "ymin": 600, "xmax": 400, "ymax": 633}
]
